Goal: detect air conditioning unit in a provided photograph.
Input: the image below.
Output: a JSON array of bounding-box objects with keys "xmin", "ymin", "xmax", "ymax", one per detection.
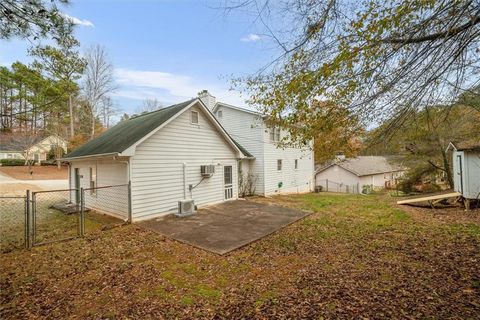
[
  {"xmin": 177, "ymin": 200, "xmax": 196, "ymax": 217},
  {"xmin": 200, "ymin": 165, "xmax": 215, "ymax": 177}
]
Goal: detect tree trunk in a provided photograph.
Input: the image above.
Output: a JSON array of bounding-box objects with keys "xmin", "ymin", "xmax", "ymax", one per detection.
[
  {"xmin": 90, "ymin": 108, "xmax": 96, "ymax": 139},
  {"xmin": 69, "ymin": 94, "xmax": 74, "ymax": 138},
  {"xmin": 441, "ymin": 149, "xmax": 454, "ymax": 188}
]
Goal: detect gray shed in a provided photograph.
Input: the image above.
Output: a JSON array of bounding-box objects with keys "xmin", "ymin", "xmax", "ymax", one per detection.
[{"xmin": 447, "ymin": 141, "xmax": 480, "ymax": 200}]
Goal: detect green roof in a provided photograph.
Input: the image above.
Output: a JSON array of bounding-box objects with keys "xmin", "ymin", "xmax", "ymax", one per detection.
[
  {"xmin": 64, "ymin": 99, "xmax": 253, "ymax": 159},
  {"xmin": 65, "ymin": 100, "xmax": 194, "ymax": 159}
]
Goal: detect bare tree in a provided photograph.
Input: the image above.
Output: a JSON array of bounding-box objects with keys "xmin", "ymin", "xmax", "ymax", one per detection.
[
  {"xmin": 135, "ymin": 98, "xmax": 163, "ymax": 114},
  {"xmin": 99, "ymin": 96, "xmax": 120, "ymax": 128},
  {"xmin": 5, "ymin": 132, "xmax": 41, "ymax": 168},
  {"xmin": 83, "ymin": 45, "xmax": 116, "ymax": 138}
]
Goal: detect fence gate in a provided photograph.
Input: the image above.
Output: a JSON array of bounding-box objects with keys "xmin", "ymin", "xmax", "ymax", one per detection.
[{"xmin": 31, "ymin": 188, "xmax": 85, "ymax": 247}]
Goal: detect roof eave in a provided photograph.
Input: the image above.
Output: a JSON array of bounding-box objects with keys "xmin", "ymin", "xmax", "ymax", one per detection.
[{"xmin": 61, "ymin": 152, "xmax": 120, "ymax": 161}]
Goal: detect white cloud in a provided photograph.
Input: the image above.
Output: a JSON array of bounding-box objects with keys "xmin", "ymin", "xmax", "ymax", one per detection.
[
  {"xmin": 240, "ymin": 33, "xmax": 261, "ymax": 42},
  {"xmin": 62, "ymin": 13, "xmax": 95, "ymax": 28},
  {"xmin": 113, "ymin": 68, "xmax": 247, "ymax": 107}
]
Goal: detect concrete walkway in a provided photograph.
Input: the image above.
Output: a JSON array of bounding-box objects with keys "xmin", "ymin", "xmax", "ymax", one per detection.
[{"xmin": 139, "ymin": 200, "xmax": 311, "ymax": 255}]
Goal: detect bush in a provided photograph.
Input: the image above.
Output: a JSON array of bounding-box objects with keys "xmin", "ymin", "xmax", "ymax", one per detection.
[{"xmin": 0, "ymin": 159, "xmax": 25, "ymax": 166}]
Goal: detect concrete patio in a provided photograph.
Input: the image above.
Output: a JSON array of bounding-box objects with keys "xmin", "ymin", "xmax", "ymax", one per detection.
[{"xmin": 138, "ymin": 199, "xmax": 311, "ymax": 254}]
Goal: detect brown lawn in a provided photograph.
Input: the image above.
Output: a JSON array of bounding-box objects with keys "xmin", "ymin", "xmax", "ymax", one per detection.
[
  {"xmin": 0, "ymin": 193, "xmax": 479, "ymax": 319},
  {"xmin": 0, "ymin": 165, "xmax": 68, "ymax": 180}
]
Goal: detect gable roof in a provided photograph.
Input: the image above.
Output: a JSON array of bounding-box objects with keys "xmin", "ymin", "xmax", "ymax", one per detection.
[
  {"xmin": 447, "ymin": 141, "xmax": 480, "ymax": 152},
  {"xmin": 213, "ymin": 102, "xmax": 263, "ymax": 117},
  {"xmin": 64, "ymin": 99, "xmax": 253, "ymax": 160},
  {"xmin": 0, "ymin": 134, "xmax": 60, "ymax": 152},
  {"xmin": 316, "ymin": 156, "xmax": 404, "ymax": 177}
]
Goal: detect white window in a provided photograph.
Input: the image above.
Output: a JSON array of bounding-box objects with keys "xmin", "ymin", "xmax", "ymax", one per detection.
[
  {"xmin": 89, "ymin": 166, "xmax": 97, "ymax": 194},
  {"xmin": 270, "ymin": 127, "xmax": 281, "ymax": 142},
  {"xmin": 217, "ymin": 110, "xmax": 223, "ymax": 118},
  {"xmin": 191, "ymin": 111, "xmax": 199, "ymax": 124},
  {"xmin": 277, "ymin": 159, "xmax": 282, "ymax": 171},
  {"xmin": 295, "ymin": 159, "xmax": 298, "ymax": 170}
]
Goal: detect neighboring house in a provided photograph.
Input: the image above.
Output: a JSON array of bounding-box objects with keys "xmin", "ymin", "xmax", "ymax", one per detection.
[
  {"xmin": 447, "ymin": 141, "xmax": 480, "ymax": 200},
  {"xmin": 315, "ymin": 155, "xmax": 405, "ymax": 192},
  {"xmin": 201, "ymin": 90, "xmax": 315, "ymax": 196},
  {"xmin": 0, "ymin": 135, "xmax": 68, "ymax": 164},
  {"xmin": 63, "ymin": 99, "xmax": 251, "ymax": 221}
]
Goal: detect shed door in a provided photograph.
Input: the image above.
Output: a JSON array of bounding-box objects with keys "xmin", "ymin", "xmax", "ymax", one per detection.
[
  {"xmin": 224, "ymin": 166, "xmax": 233, "ymax": 200},
  {"xmin": 456, "ymin": 154, "xmax": 463, "ymax": 194}
]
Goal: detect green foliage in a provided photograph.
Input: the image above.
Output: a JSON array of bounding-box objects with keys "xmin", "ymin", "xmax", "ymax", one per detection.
[
  {"xmin": 235, "ymin": 1, "xmax": 479, "ymax": 150},
  {"xmin": 0, "ymin": 159, "xmax": 26, "ymax": 166},
  {"xmin": 0, "ymin": 0, "xmax": 72, "ymax": 42}
]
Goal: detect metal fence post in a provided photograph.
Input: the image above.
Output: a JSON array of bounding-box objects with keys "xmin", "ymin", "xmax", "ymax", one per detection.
[
  {"xmin": 127, "ymin": 180, "xmax": 132, "ymax": 223},
  {"xmin": 31, "ymin": 192, "xmax": 36, "ymax": 246},
  {"xmin": 25, "ymin": 190, "xmax": 31, "ymax": 249},
  {"xmin": 326, "ymin": 179, "xmax": 329, "ymax": 192},
  {"xmin": 80, "ymin": 187, "xmax": 85, "ymax": 237}
]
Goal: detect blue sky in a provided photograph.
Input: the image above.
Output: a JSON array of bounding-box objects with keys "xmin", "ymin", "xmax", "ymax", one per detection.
[{"xmin": 1, "ymin": 0, "xmax": 278, "ymax": 114}]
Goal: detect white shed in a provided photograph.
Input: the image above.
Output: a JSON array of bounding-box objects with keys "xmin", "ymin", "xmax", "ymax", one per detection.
[
  {"xmin": 447, "ymin": 142, "xmax": 480, "ymax": 200},
  {"xmin": 63, "ymin": 99, "xmax": 251, "ymax": 221}
]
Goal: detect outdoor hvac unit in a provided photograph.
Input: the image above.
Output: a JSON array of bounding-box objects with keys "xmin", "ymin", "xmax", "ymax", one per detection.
[
  {"xmin": 200, "ymin": 165, "xmax": 215, "ymax": 177},
  {"xmin": 177, "ymin": 200, "xmax": 196, "ymax": 217}
]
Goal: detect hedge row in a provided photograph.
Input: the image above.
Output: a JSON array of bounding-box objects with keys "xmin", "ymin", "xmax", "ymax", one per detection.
[{"xmin": 0, "ymin": 159, "xmax": 25, "ymax": 166}]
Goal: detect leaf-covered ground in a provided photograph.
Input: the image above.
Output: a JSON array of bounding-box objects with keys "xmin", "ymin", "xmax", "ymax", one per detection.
[{"xmin": 1, "ymin": 193, "xmax": 479, "ymax": 319}]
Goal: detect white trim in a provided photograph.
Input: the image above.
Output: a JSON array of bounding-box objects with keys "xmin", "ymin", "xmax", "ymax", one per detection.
[
  {"xmin": 212, "ymin": 102, "xmax": 263, "ymax": 116},
  {"xmin": 62, "ymin": 152, "xmax": 119, "ymax": 161}
]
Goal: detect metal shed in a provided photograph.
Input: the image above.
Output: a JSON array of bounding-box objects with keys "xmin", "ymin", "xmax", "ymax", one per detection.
[{"xmin": 447, "ymin": 141, "xmax": 480, "ymax": 200}]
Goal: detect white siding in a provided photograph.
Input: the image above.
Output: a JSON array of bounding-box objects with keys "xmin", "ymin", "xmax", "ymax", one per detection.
[
  {"xmin": 315, "ymin": 165, "xmax": 360, "ymax": 188},
  {"xmin": 216, "ymin": 106, "xmax": 265, "ymax": 194},
  {"xmin": 453, "ymin": 150, "xmax": 480, "ymax": 199},
  {"xmin": 130, "ymin": 105, "xmax": 239, "ymax": 220},
  {"xmin": 262, "ymin": 129, "xmax": 314, "ymax": 195},
  {"xmin": 69, "ymin": 159, "xmax": 129, "ymax": 219}
]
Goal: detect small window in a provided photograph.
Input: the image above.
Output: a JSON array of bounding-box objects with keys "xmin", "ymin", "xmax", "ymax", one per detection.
[
  {"xmin": 277, "ymin": 159, "xmax": 282, "ymax": 171},
  {"xmin": 89, "ymin": 166, "xmax": 97, "ymax": 194},
  {"xmin": 270, "ymin": 127, "xmax": 281, "ymax": 142},
  {"xmin": 191, "ymin": 111, "xmax": 199, "ymax": 124},
  {"xmin": 217, "ymin": 110, "xmax": 223, "ymax": 118},
  {"xmin": 295, "ymin": 159, "xmax": 298, "ymax": 170}
]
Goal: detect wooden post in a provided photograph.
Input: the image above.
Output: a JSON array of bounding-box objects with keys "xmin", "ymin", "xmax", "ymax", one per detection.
[{"xmin": 326, "ymin": 179, "xmax": 329, "ymax": 192}]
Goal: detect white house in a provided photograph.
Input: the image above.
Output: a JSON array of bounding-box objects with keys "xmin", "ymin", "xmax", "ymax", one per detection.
[
  {"xmin": 200, "ymin": 90, "xmax": 315, "ymax": 196},
  {"xmin": 0, "ymin": 135, "xmax": 68, "ymax": 164},
  {"xmin": 63, "ymin": 99, "xmax": 251, "ymax": 221},
  {"xmin": 315, "ymin": 156, "xmax": 405, "ymax": 192},
  {"xmin": 447, "ymin": 141, "xmax": 480, "ymax": 200}
]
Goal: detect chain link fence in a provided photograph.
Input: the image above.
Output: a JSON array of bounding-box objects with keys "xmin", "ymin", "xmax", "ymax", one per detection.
[
  {"xmin": 31, "ymin": 189, "xmax": 81, "ymax": 246},
  {"xmin": 0, "ymin": 183, "xmax": 131, "ymax": 251},
  {"xmin": 315, "ymin": 179, "xmax": 360, "ymax": 194},
  {"xmin": 82, "ymin": 184, "xmax": 130, "ymax": 222},
  {"xmin": 0, "ymin": 195, "xmax": 27, "ymax": 252}
]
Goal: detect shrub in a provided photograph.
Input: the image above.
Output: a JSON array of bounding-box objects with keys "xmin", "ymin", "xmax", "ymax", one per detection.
[{"xmin": 0, "ymin": 159, "xmax": 25, "ymax": 166}]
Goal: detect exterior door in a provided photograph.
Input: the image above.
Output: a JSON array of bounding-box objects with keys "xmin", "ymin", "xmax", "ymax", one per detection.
[
  {"xmin": 74, "ymin": 168, "xmax": 81, "ymax": 204},
  {"xmin": 456, "ymin": 154, "xmax": 463, "ymax": 194},
  {"xmin": 224, "ymin": 165, "xmax": 233, "ymax": 200}
]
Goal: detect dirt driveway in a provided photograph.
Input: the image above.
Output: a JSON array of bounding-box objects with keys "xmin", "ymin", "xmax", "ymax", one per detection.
[{"xmin": 139, "ymin": 199, "xmax": 311, "ymax": 254}]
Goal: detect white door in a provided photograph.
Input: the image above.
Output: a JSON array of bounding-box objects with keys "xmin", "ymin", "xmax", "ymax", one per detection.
[{"xmin": 224, "ymin": 165, "xmax": 233, "ymax": 200}]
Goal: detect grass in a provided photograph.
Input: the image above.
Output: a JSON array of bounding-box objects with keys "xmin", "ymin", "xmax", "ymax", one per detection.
[{"xmin": 1, "ymin": 192, "xmax": 479, "ymax": 319}]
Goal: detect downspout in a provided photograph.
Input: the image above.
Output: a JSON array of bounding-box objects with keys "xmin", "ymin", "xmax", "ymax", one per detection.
[{"xmin": 117, "ymin": 157, "xmax": 132, "ymax": 223}]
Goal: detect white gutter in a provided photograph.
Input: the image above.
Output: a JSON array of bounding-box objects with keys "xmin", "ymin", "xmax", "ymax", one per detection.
[{"xmin": 61, "ymin": 152, "xmax": 119, "ymax": 161}]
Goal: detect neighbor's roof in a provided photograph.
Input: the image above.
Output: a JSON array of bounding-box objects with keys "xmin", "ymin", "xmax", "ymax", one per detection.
[
  {"xmin": 64, "ymin": 99, "xmax": 253, "ymax": 160},
  {"xmin": 447, "ymin": 141, "xmax": 480, "ymax": 151},
  {"xmin": 316, "ymin": 156, "xmax": 405, "ymax": 176},
  {"xmin": 0, "ymin": 134, "xmax": 47, "ymax": 152}
]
